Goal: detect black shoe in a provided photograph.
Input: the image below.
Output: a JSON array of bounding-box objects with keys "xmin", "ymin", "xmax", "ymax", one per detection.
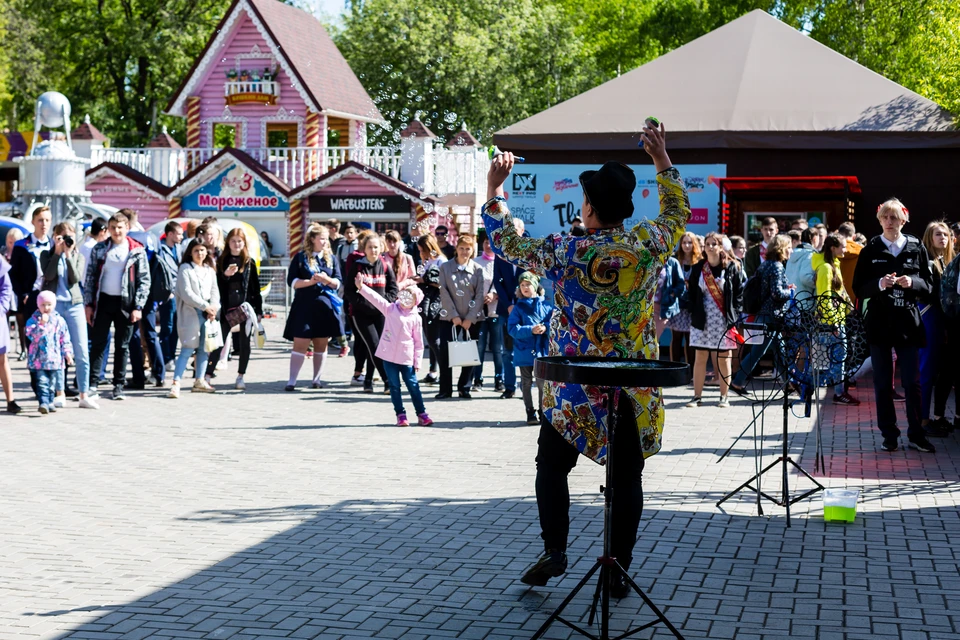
[
  {"xmin": 892, "ymin": 389, "xmax": 905, "ymax": 402},
  {"xmin": 924, "ymin": 420, "xmax": 950, "ymax": 438},
  {"xmin": 520, "ymin": 550, "xmax": 568, "ymax": 587},
  {"xmin": 494, "ymin": 381, "xmax": 505, "ymax": 392},
  {"xmin": 471, "ymin": 381, "xmax": 482, "ymax": 392},
  {"xmin": 284, "ymin": 384, "xmax": 296, "ymax": 392},
  {"xmin": 881, "ymin": 437, "xmax": 899, "ymax": 452},
  {"xmin": 729, "ymin": 384, "xmax": 748, "ymax": 398},
  {"xmin": 6, "ymin": 401, "xmax": 22, "ymax": 414},
  {"xmin": 526, "ymin": 408, "xmax": 539, "ymax": 425},
  {"xmin": 17, "ymin": 351, "xmax": 26, "ymax": 362},
  {"xmin": 124, "ymin": 381, "xmax": 146, "ymax": 391},
  {"xmin": 112, "ymin": 384, "xmax": 126, "ymax": 401},
  {"xmin": 832, "ymin": 393, "xmax": 861, "ymax": 406},
  {"xmin": 421, "ymin": 373, "xmax": 438, "ymax": 385},
  {"xmin": 63, "ymin": 386, "xmax": 80, "ymax": 398},
  {"xmin": 908, "ymin": 437, "xmax": 936, "ymax": 453},
  {"xmin": 500, "ymin": 390, "xmax": 515, "ymax": 399},
  {"xmin": 610, "ymin": 573, "xmax": 631, "ymax": 599},
  {"xmin": 435, "ymin": 392, "xmax": 453, "ymax": 399},
  {"xmin": 458, "ymin": 390, "xmax": 473, "ymax": 399},
  {"xmin": 362, "ymin": 386, "xmax": 375, "ymax": 394}
]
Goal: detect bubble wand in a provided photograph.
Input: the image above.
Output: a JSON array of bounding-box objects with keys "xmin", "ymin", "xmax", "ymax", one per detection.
[{"xmin": 489, "ymin": 145, "xmax": 525, "ymax": 163}]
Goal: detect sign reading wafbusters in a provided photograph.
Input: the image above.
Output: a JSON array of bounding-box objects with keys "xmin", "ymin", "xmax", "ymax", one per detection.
[{"xmin": 309, "ymin": 195, "xmax": 411, "ymax": 214}]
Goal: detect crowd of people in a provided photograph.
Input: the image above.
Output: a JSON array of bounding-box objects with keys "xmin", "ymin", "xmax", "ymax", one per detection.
[
  {"xmin": 0, "ymin": 208, "xmax": 553, "ymax": 429},
  {"xmin": 1, "ymin": 199, "xmax": 958, "ymax": 453},
  {"xmin": 656, "ymin": 209, "xmax": 960, "ymax": 453}
]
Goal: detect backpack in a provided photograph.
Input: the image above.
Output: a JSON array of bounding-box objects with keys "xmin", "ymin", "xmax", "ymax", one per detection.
[
  {"xmin": 741, "ymin": 274, "xmax": 763, "ymax": 315},
  {"xmin": 940, "ymin": 254, "xmax": 960, "ymax": 318},
  {"xmin": 149, "ymin": 251, "xmax": 176, "ymax": 305}
]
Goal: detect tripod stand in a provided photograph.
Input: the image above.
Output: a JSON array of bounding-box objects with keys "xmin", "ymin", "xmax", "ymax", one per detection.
[
  {"xmin": 531, "ymin": 379, "xmax": 684, "ymax": 640},
  {"xmin": 716, "ymin": 321, "xmax": 824, "ymax": 527}
]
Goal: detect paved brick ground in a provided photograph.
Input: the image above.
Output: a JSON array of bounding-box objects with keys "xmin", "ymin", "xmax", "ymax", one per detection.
[{"xmin": 1, "ymin": 318, "xmax": 958, "ymax": 639}]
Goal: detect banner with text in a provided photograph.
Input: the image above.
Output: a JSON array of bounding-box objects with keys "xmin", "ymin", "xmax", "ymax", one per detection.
[{"xmin": 503, "ymin": 164, "xmax": 725, "ymax": 239}]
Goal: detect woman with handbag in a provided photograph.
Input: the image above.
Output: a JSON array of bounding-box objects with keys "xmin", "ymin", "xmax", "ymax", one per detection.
[
  {"xmin": 344, "ymin": 234, "xmax": 398, "ymax": 393},
  {"xmin": 167, "ymin": 239, "xmax": 220, "ymax": 398},
  {"xmin": 283, "ymin": 224, "xmax": 343, "ymax": 391},
  {"xmin": 204, "ymin": 228, "xmax": 262, "ymax": 390},
  {"xmin": 436, "ymin": 234, "xmax": 486, "ymax": 399},
  {"xmin": 685, "ymin": 232, "xmax": 744, "ymax": 408}
]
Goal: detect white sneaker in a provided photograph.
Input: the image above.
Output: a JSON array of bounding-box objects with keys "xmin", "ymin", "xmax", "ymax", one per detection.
[
  {"xmin": 78, "ymin": 396, "xmax": 100, "ymax": 410},
  {"xmin": 192, "ymin": 378, "xmax": 215, "ymax": 393},
  {"xmin": 167, "ymin": 383, "xmax": 180, "ymax": 399},
  {"xmin": 216, "ymin": 359, "xmax": 227, "ymax": 371},
  {"xmin": 165, "ymin": 361, "xmax": 175, "ymax": 373},
  {"xmin": 718, "ymin": 395, "xmax": 730, "ymax": 408},
  {"xmin": 235, "ymin": 376, "xmax": 246, "ymax": 390},
  {"xmin": 53, "ymin": 395, "xmax": 66, "ymax": 408}
]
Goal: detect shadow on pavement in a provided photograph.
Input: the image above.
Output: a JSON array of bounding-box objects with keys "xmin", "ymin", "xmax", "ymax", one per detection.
[{"xmin": 35, "ymin": 495, "xmax": 960, "ymax": 639}]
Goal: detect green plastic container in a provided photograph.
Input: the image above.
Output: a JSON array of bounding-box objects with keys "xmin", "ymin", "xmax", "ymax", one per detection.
[{"xmin": 823, "ymin": 489, "xmax": 859, "ymax": 523}]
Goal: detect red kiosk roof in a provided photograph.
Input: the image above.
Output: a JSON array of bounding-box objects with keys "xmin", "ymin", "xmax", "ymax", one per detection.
[{"xmin": 719, "ymin": 176, "xmax": 861, "ymax": 195}]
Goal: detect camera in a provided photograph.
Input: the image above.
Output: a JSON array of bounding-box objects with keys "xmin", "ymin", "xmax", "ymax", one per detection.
[{"xmin": 59, "ymin": 235, "xmax": 75, "ymax": 247}]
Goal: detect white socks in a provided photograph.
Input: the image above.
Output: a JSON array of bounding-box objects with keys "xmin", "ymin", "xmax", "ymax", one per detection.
[
  {"xmin": 312, "ymin": 351, "xmax": 327, "ymax": 384},
  {"xmin": 288, "ymin": 351, "xmax": 306, "ymax": 386}
]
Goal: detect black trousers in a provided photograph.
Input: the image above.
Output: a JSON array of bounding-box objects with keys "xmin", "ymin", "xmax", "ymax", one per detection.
[
  {"xmin": 535, "ymin": 394, "xmax": 644, "ymax": 568},
  {"xmin": 437, "ymin": 321, "xmax": 480, "ymax": 395},
  {"xmin": 206, "ymin": 323, "xmax": 252, "ymax": 376},
  {"xmin": 352, "ymin": 313, "xmax": 387, "ymax": 390},
  {"xmin": 423, "ymin": 319, "xmax": 442, "ymax": 374},
  {"xmin": 870, "ymin": 344, "xmax": 923, "ymax": 441},
  {"xmin": 933, "ymin": 325, "xmax": 960, "ymax": 418},
  {"xmin": 88, "ymin": 295, "xmax": 134, "ymax": 387}
]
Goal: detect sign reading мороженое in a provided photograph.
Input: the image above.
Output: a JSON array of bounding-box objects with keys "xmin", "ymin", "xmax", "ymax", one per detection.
[
  {"xmin": 309, "ymin": 195, "xmax": 411, "ymax": 215},
  {"xmin": 181, "ymin": 164, "xmax": 288, "ymax": 212}
]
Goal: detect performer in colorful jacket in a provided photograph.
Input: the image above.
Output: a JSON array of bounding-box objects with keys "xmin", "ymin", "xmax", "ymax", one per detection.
[{"xmin": 482, "ymin": 123, "xmax": 689, "ymax": 595}]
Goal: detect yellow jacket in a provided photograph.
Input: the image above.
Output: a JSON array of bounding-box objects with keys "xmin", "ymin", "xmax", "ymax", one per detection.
[{"xmin": 813, "ymin": 252, "xmax": 848, "ymax": 325}]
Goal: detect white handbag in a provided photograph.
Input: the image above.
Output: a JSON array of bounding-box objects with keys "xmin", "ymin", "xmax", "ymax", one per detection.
[
  {"xmin": 447, "ymin": 326, "xmax": 481, "ymax": 368},
  {"xmin": 203, "ymin": 319, "xmax": 224, "ymax": 353}
]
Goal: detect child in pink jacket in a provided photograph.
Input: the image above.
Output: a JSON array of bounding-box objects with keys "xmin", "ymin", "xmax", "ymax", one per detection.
[{"xmin": 356, "ymin": 274, "xmax": 433, "ymax": 426}]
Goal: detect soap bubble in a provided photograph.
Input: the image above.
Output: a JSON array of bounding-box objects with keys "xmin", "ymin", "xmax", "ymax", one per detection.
[
  {"xmin": 440, "ymin": 309, "xmax": 448, "ymax": 318},
  {"xmin": 456, "ymin": 289, "xmax": 465, "ymax": 297},
  {"xmin": 417, "ymin": 264, "xmax": 425, "ymax": 275},
  {"xmin": 468, "ymin": 300, "xmax": 476, "ymax": 308}
]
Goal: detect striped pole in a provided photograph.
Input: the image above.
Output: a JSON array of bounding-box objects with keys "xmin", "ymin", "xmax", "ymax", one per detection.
[
  {"xmin": 305, "ymin": 110, "xmax": 321, "ymax": 180},
  {"xmin": 167, "ymin": 197, "xmax": 182, "ymax": 219},
  {"xmin": 288, "ymin": 199, "xmax": 304, "ymax": 256},
  {"xmin": 186, "ymin": 96, "xmax": 201, "ymax": 170}
]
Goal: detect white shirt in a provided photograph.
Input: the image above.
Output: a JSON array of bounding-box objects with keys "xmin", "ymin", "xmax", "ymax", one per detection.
[
  {"xmin": 878, "ymin": 234, "xmax": 909, "ymax": 291},
  {"xmin": 879, "ymin": 234, "xmax": 907, "ymax": 257},
  {"xmin": 80, "ymin": 237, "xmax": 98, "ymax": 271},
  {"xmin": 100, "ymin": 240, "xmax": 130, "ymax": 296}
]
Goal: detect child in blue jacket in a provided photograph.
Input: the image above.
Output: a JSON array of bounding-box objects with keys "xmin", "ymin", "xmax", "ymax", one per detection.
[{"xmin": 508, "ymin": 272, "xmax": 553, "ymax": 424}]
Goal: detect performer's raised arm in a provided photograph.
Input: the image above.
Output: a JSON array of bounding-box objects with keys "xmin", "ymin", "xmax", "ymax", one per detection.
[
  {"xmin": 481, "ymin": 154, "xmax": 558, "ymax": 277},
  {"xmin": 630, "ymin": 123, "xmax": 691, "ymax": 257}
]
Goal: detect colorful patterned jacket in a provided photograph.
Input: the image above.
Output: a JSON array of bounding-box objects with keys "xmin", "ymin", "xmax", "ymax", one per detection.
[
  {"xmin": 482, "ymin": 167, "xmax": 690, "ymax": 464},
  {"xmin": 25, "ymin": 309, "xmax": 73, "ymax": 371}
]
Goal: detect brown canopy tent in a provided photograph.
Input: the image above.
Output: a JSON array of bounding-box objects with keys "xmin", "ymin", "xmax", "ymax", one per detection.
[{"xmin": 495, "ymin": 9, "xmax": 960, "ymax": 237}]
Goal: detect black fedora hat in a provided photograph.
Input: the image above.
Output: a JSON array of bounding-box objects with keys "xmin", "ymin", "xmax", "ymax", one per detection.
[{"xmin": 579, "ymin": 162, "xmax": 636, "ymax": 222}]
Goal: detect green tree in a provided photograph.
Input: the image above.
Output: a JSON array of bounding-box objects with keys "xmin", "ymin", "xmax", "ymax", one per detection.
[
  {"xmin": 336, "ymin": 0, "xmax": 594, "ymax": 144},
  {"xmin": 6, "ymin": 0, "xmax": 231, "ymax": 145},
  {"xmin": 806, "ymin": 0, "xmax": 960, "ymax": 116}
]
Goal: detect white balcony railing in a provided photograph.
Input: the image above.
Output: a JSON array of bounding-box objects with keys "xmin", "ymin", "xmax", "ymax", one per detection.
[
  {"xmin": 433, "ymin": 146, "xmax": 489, "ymax": 196},
  {"xmin": 90, "ymin": 146, "xmax": 402, "ymax": 189},
  {"xmin": 225, "ymin": 81, "xmax": 280, "ymax": 104}
]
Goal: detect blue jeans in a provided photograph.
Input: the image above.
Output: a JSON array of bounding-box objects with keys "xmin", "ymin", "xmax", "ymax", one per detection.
[
  {"xmin": 382, "ymin": 360, "xmax": 427, "ymax": 416},
  {"xmin": 158, "ymin": 297, "xmax": 178, "ymax": 364},
  {"xmin": 56, "ymin": 300, "xmax": 90, "ymax": 394},
  {"xmin": 173, "ymin": 310, "xmax": 208, "ymax": 382},
  {"xmin": 34, "ymin": 369, "xmax": 56, "ymax": 407},
  {"xmin": 130, "ymin": 305, "xmax": 165, "ymax": 384},
  {"xmin": 473, "ymin": 316, "xmax": 504, "ymax": 385}
]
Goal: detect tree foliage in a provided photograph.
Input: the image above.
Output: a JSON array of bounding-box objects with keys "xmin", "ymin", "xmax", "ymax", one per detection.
[
  {"xmin": 3, "ymin": 0, "xmax": 230, "ymax": 145},
  {"xmin": 335, "ymin": 0, "xmax": 594, "ymax": 145}
]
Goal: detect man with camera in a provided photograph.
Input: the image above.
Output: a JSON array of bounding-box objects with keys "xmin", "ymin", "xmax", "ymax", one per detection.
[{"xmin": 482, "ymin": 122, "xmax": 690, "ymax": 595}]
